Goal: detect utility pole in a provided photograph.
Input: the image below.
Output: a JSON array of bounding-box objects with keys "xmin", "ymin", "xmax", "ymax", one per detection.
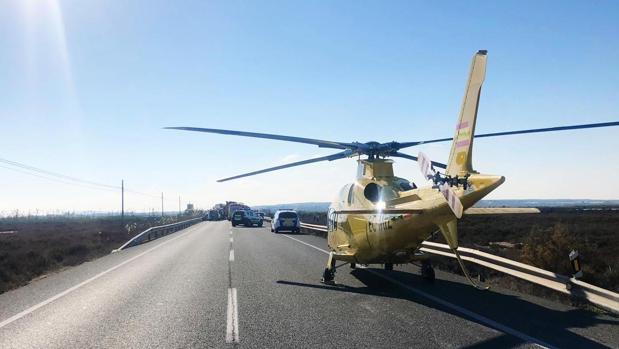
[
  {"xmin": 161, "ymin": 192, "xmax": 164, "ymax": 217},
  {"xmin": 178, "ymin": 196, "xmax": 181, "ymax": 216},
  {"xmin": 121, "ymin": 179, "xmax": 125, "ymax": 227}
]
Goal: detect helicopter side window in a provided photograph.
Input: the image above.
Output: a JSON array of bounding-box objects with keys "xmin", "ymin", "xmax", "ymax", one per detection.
[
  {"xmin": 347, "ymin": 184, "xmax": 354, "ymax": 204},
  {"xmin": 399, "ymin": 181, "xmax": 416, "ymax": 191},
  {"xmin": 339, "ymin": 185, "xmax": 351, "ymax": 204},
  {"xmin": 393, "ymin": 178, "xmax": 416, "ymax": 191},
  {"xmin": 327, "ymin": 208, "xmax": 337, "ymax": 231}
]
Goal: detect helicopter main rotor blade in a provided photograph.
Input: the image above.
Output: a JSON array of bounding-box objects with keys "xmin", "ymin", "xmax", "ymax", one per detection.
[
  {"xmin": 165, "ymin": 127, "xmax": 354, "ymax": 150},
  {"xmin": 391, "ymin": 152, "xmax": 447, "ymax": 169},
  {"xmin": 398, "ymin": 120, "xmax": 619, "ymax": 148},
  {"xmin": 217, "ymin": 151, "xmax": 351, "ymax": 182}
]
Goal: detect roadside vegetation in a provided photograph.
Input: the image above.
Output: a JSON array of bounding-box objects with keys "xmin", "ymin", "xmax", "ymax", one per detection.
[
  {"xmin": 454, "ymin": 208, "xmax": 619, "ymax": 295},
  {"xmin": 3, "ymin": 207, "xmax": 617, "ymax": 306},
  {"xmin": 0, "ymin": 214, "xmax": 201, "ymax": 294}
]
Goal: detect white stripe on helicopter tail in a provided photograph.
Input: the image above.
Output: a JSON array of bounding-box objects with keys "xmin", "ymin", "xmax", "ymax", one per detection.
[
  {"xmin": 418, "ymin": 152, "xmax": 432, "ymax": 178},
  {"xmin": 440, "ymin": 184, "xmax": 463, "ymax": 218}
]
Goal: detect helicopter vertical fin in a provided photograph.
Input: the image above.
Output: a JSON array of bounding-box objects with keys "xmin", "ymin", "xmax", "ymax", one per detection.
[{"xmin": 446, "ymin": 50, "xmax": 487, "ymax": 177}]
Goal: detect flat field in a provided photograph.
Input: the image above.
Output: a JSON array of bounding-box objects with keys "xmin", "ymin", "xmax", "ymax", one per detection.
[{"xmin": 0, "ymin": 215, "xmax": 199, "ymax": 294}]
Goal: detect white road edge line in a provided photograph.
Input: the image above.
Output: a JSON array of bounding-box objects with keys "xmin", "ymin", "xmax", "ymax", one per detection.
[
  {"xmin": 280, "ymin": 234, "xmax": 553, "ymax": 349},
  {"xmin": 0, "ymin": 224, "xmax": 199, "ymax": 329},
  {"xmin": 229, "ymin": 249, "xmax": 235, "ymax": 262},
  {"xmin": 226, "ymin": 288, "xmax": 239, "ymax": 343},
  {"xmin": 230, "ymin": 237, "xmax": 234, "ymax": 243},
  {"xmin": 282, "ymin": 234, "xmax": 329, "ymax": 254}
]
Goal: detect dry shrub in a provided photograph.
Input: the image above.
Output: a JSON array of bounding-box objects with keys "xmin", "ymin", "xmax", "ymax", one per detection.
[{"xmin": 521, "ymin": 223, "xmax": 578, "ymax": 276}]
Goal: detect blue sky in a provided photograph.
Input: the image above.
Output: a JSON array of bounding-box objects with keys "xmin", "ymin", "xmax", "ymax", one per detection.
[{"xmin": 1, "ymin": 0, "xmax": 618, "ymax": 214}]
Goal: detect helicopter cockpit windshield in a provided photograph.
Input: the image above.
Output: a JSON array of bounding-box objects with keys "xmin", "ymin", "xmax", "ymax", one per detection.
[{"xmin": 394, "ymin": 177, "xmax": 417, "ymax": 191}]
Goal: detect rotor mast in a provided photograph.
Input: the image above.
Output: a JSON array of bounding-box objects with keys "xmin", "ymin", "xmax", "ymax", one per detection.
[{"xmin": 357, "ymin": 158, "xmax": 394, "ymax": 180}]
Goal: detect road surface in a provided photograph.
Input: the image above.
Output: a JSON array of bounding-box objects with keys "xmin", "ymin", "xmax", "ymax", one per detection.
[{"xmin": 0, "ymin": 221, "xmax": 617, "ymax": 348}]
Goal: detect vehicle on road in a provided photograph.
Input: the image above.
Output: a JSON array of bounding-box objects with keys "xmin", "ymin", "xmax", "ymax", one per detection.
[
  {"xmin": 225, "ymin": 201, "xmax": 250, "ymax": 221},
  {"xmin": 203, "ymin": 210, "xmax": 221, "ymax": 221},
  {"xmin": 271, "ymin": 210, "xmax": 300, "ymax": 233},
  {"xmin": 231, "ymin": 210, "xmax": 263, "ymax": 227}
]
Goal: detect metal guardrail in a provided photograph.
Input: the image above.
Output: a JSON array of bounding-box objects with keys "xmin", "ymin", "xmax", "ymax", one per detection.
[
  {"xmin": 299, "ymin": 222, "xmax": 328, "ymax": 232},
  {"xmin": 293, "ymin": 220, "xmax": 619, "ymax": 314},
  {"xmin": 112, "ymin": 217, "xmax": 202, "ymax": 253}
]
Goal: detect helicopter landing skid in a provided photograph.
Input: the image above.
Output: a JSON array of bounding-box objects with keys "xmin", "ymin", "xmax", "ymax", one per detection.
[{"xmin": 321, "ymin": 252, "xmax": 337, "ymax": 284}]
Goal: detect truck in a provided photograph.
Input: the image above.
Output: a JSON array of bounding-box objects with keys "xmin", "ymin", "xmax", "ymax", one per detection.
[{"xmin": 223, "ymin": 201, "xmax": 250, "ymax": 221}]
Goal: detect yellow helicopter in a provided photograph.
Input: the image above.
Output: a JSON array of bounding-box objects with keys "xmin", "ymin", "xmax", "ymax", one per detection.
[{"xmin": 167, "ymin": 50, "xmax": 619, "ymax": 288}]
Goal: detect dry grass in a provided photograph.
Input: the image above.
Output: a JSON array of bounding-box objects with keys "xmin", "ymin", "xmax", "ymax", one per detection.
[{"xmin": 0, "ymin": 214, "xmax": 198, "ymax": 294}]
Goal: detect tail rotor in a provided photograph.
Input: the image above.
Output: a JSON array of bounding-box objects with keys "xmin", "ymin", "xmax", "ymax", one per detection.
[{"xmin": 418, "ymin": 152, "xmax": 464, "ymax": 219}]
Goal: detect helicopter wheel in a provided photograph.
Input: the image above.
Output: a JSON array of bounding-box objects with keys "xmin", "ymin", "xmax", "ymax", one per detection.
[
  {"xmin": 384, "ymin": 263, "xmax": 394, "ymax": 271},
  {"xmin": 321, "ymin": 268, "xmax": 335, "ymax": 285},
  {"xmin": 421, "ymin": 260, "xmax": 435, "ymax": 282}
]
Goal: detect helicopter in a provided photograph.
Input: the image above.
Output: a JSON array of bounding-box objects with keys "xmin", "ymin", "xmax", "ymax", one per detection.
[{"xmin": 167, "ymin": 50, "xmax": 619, "ymax": 288}]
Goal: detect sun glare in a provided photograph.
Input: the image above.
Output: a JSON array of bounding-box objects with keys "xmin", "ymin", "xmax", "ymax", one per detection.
[{"xmin": 20, "ymin": 0, "xmax": 77, "ymax": 101}]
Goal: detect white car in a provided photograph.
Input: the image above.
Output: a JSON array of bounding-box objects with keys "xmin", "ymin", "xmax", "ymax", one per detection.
[{"xmin": 271, "ymin": 210, "xmax": 301, "ymax": 233}]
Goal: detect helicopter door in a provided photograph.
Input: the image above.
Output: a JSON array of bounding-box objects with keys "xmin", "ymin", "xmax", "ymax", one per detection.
[
  {"xmin": 349, "ymin": 216, "xmax": 371, "ymax": 251},
  {"xmin": 327, "ymin": 208, "xmax": 337, "ymax": 232}
]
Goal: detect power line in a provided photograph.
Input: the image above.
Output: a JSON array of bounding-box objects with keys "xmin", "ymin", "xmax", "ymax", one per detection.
[
  {"xmin": 0, "ymin": 157, "xmax": 120, "ymax": 190},
  {"xmin": 0, "ymin": 157, "xmax": 180, "ymax": 203},
  {"xmin": 0, "ymin": 164, "xmax": 122, "ymax": 193}
]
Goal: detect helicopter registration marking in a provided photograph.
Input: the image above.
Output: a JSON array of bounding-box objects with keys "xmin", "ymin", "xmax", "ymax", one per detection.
[{"xmin": 368, "ymin": 218, "xmax": 393, "ymax": 233}]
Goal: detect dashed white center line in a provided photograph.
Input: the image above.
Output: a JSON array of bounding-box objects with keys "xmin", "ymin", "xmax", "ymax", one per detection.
[
  {"xmin": 226, "ymin": 288, "xmax": 239, "ymax": 343},
  {"xmin": 226, "ymin": 228, "xmax": 239, "ymax": 343}
]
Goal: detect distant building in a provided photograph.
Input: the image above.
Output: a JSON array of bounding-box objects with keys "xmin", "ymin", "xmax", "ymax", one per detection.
[{"xmin": 184, "ymin": 203, "xmax": 195, "ymax": 216}]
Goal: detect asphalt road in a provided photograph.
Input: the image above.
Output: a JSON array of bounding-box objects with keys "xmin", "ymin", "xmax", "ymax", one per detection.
[{"xmin": 0, "ymin": 221, "xmax": 617, "ymax": 348}]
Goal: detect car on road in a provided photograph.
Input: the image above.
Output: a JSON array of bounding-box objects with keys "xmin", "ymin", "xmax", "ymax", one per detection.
[
  {"xmin": 231, "ymin": 210, "xmax": 263, "ymax": 227},
  {"xmin": 271, "ymin": 210, "xmax": 301, "ymax": 233},
  {"xmin": 203, "ymin": 210, "xmax": 221, "ymax": 221}
]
